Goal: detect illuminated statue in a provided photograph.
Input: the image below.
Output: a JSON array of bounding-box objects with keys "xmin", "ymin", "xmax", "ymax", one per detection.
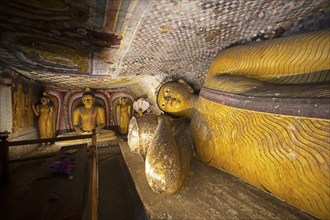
[
  {"xmin": 156, "ymin": 30, "xmax": 330, "ymax": 218},
  {"xmin": 71, "ymin": 88, "xmax": 116, "ymax": 139},
  {"xmin": 73, "ymin": 88, "xmax": 105, "ymax": 134},
  {"xmin": 32, "ymin": 92, "xmax": 54, "ymax": 139},
  {"xmin": 116, "ymin": 97, "xmax": 131, "ymax": 135}
]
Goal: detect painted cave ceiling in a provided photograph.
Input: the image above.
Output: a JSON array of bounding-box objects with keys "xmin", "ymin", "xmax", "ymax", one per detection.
[{"xmin": 0, "ymin": 0, "xmax": 329, "ymax": 96}]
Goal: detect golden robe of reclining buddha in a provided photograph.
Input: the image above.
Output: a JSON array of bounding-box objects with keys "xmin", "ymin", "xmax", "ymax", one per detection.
[{"xmin": 156, "ymin": 29, "xmax": 330, "ymax": 219}]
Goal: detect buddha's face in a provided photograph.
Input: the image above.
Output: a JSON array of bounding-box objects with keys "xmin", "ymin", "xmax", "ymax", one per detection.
[
  {"xmin": 157, "ymin": 82, "xmax": 192, "ymax": 115},
  {"xmin": 121, "ymin": 97, "xmax": 128, "ymax": 105},
  {"xmin": 40, "ymin": 97, "xmax": 49, "ymax": 105},
  {"xmin": 82, "ymin": 94, "xmax": 95, "ymax": 109},
  {"xmin": 17, "ymin": 84, "xmax": 22, "ymax": 92}
]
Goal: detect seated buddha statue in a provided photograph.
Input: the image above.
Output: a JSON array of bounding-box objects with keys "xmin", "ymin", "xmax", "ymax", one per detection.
[
  {"xmin": 72, "ymin": 88, "xmax": 106, "ymax": 134},
  {"xmin": 155, "ymin": 30, "xmax": 329, "ymax": 218},
  {"xmin": 57, "ymin": 88, "xmax": 116, "ymax": 145}
]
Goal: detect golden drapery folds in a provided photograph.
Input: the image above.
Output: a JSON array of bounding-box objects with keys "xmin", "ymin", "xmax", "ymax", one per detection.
[
  {"xmin": 128, "ymin": 116, "xmax": 193, "ymax": 195},
  {"xmin": 197, "ymin": 30, "xmax": 330, "ymax": 219},
  {"xmin": 156, "ymin": 29, "xmax": 330, "ymax": 219}
]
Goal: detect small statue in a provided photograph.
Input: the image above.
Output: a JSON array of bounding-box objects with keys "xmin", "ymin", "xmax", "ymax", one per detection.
[
  {"xmin": 32, "ymin": 92, "xmax": 54, "ymax": 140},
  {"xmin": 133, "ymin": 98, "xmax": 150, "ymax": 116},
  {"xmin": 116, "ymin": 96, "xmax": 131, "ymax": 135}
]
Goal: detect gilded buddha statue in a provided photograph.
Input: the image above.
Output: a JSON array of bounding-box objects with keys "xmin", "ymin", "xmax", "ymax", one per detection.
[
  {"xmin": 72, "ymin": 88, "xmax": 115, "ymax": 138},
  {"xmin": 152, "ymin": 29, "xmax": 329, "ymax": 218},
  {"xmin": 72, "ymin": 88, "xmax": 106, "ymax": 134},
  {"xmin": 32, "ymin": 92, "xmax": 54, "ymax": 140},
  {"xmin": 116, "ymin": 96, "xmax": 131, "ymax": 135},
  {"xmin": 58, "ymin": 88, "xmax": 116, "ymax": 145}
]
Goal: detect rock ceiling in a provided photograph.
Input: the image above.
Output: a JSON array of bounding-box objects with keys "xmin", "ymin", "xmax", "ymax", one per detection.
[{"xmin": 0, "ymin": 0, "xmax": 329, "ymax": 96}]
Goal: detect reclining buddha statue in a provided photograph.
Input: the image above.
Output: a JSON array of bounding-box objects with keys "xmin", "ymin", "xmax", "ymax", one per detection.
[{"xmin": 154, "ymin": 29, "xmax": 329, "ymax": 219}]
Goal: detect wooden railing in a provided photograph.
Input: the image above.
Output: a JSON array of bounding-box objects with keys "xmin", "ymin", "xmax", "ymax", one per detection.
[
  {"xmin": 0, "ymin": 131, "xmax": 98, "ymax": 220},
  {"xmin": 90, "ymin": 133, "xmax": 98, "ymax": 220}
]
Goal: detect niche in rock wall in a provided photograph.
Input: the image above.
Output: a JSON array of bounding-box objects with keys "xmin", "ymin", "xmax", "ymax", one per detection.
[
  {"xmin": 45, "ymin": 88, "xmax": 135, "ymax": 133},
  {"xmin": 63, "ymin": 90, "xmax": 111, "ymax": 132},
  {"xmin": 30, "ymin": 90, "xmax": 62, "ymax": 138},
  {"xmin": 111, "ymin": 92, "xmax": 134, "ymax": 134},
  {"xmin": 45, "ymin": 91, "xmax": 62, "ymax": 134}
]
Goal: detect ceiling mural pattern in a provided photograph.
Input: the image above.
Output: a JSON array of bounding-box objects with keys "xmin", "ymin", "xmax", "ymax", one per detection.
[
  {"xmin": 0, "ymin": 0, "xmax": 121, "ymax": 75},
  {"xmin": 0, "ymin": 0, "xmax": 329, "ymax": 91},
  {"xmin": 113, "ymin": 0, "xmax": 330, "ymax": 89}
]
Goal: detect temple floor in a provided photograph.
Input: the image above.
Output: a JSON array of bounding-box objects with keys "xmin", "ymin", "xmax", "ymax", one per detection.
[
  {"xmin": 0, "ymin": 139, "xmax": 319, "ymax": 220},
  {"xmin": 0, "ymin": 140, "xmax": 147, "ymax": 220}
]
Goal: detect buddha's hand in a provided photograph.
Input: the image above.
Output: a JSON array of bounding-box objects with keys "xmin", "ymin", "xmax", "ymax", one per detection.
[
  {"xmin": 73, "ymin": 125, "xmax": 83, "ymax": 134},
  {"xmin": 95, "ymin": 124, "xmax": 105, "ymax": 133},
  {"xmin": 82, "ymin": 131, "xmax": 92, "ymax": 135}
]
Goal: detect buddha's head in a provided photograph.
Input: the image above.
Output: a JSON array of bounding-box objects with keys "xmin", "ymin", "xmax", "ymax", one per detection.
[
  {"xmin": 40, "ymin": 97, "xmax": 49, "ymax": 106},
  {"xmin": 157, "ymin": 79, "xmax": 194, "ymax": 116},
  {"xmin": 120, "ymin": 97, "xmax": 128, "ymax": 105},
  {"xmin": 40, "ymin": 92, "xmax": 50, "ymax": 106},
  {"xmin": 17, "ymin": 83, "xmax": 22, "ymax": 92},
  {"xmin": 82, "ymin": 87, "xmax": 95, "ymax": 109}
]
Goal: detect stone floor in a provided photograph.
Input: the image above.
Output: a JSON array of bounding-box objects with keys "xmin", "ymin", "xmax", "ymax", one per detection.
[{"xmin": 0, "ymin": 140, "xmax": 147, "ymax": 220}]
